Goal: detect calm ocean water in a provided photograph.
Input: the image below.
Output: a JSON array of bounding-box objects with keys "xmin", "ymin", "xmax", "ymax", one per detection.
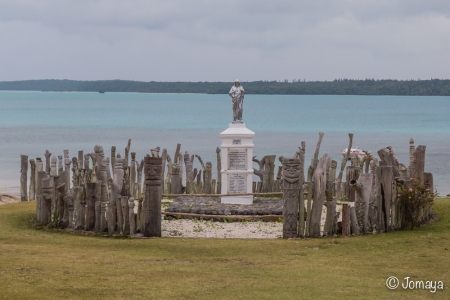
[{"xmin": 1, "ymin": 91, "xmax": 449, "ymax": 195}]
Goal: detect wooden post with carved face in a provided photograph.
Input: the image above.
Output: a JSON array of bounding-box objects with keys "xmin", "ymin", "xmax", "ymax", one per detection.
[
  {"xmin": 281, "ymin": 158, "xmax": 301, "ymax": 238},
  {"xmin": 143, "ymin": 157, "xmax": 162, "ymax": 237}
]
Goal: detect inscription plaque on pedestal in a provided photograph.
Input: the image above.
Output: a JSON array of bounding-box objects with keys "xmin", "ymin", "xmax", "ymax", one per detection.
[
  {"xmin": 228, "ymin": 173, "xmax": 247, "ymax": 194},
  {"xmin": 228, "ymin": 148, "xmax": 247, "ymax": 170}
]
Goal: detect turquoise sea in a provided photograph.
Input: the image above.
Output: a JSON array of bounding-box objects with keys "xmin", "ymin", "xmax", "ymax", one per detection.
[{"xmin": 1, "ymin": 91, "xmax": 449, "ymax": 195}]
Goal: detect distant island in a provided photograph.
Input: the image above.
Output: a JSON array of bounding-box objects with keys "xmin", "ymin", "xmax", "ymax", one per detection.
[{"xmin": 1, "ymin": 79, "xmax": 450, "ymax": 96}]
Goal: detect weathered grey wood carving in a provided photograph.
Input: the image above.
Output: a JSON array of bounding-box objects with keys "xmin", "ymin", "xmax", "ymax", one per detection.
[
  {"xmin": 130, "ymin": 152, "xmax": 136, "ymax": 199},
  {"xmin": 29, "ymin": 159, "xmax": 36, "ymax": 201},
  {"xmin": 20, "ymin": 155, "xmax": 28, "ymax": 202},
  {"xmin": 85, "ymin": 182, "xmax": 101, "ymax": 231},
  {"xmin": 143, "ymin": 156, "xmax": 162, "ymax": 237},
  {"xmin": 151, "ymin": 147, "xmax": 160, "ymax": 158},
  {"xmin": 310, "ymin": 154, "xmax": 330, "ymax": 238},
  {"xmin": 216, "ymin": 147, "xmax": 221, "ymax": 194},
  {"xmin": 282, "ymin": 158, "xmax": 301, "ymax": 238},
  {"xmin": 184, "ymin": 152, "xmax": 195, "ymax": 194},
  {"xmin": 129, "ymin": 198, "xmax": 136, "ymax": 235},
  {"xmin": 170, "ymin": 163, "xmax": 182, "ymax": 194}
]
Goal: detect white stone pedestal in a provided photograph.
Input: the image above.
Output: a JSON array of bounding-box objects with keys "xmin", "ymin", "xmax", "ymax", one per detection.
[{"xmin": 220, "ymin": 123, "xmax": 255, "ymax": 204}]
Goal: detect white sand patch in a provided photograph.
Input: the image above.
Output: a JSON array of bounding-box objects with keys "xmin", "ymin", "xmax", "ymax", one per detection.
[{"xmin": 162, "ymin": 219, "xmax": 283, "ymax": 239}]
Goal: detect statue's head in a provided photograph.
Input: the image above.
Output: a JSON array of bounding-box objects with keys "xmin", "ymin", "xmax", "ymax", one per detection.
[{"xmin": 234, "ymin": 80, "xmax": 240, "ymax": 87}]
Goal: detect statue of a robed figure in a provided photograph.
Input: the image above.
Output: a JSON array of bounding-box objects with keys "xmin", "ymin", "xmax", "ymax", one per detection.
[{"xmin": 229, "ymin": 80, "xmax": 245, "ymax": 123}]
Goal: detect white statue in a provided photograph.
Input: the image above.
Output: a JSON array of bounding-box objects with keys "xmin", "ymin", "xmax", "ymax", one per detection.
[{"xmin": 229, "ymin": 80, "xmax": 245, "ymax": 123}]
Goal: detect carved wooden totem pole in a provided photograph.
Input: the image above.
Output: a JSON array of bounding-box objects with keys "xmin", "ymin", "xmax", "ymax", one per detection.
[
  {"xmin": 130, "ymin": 152, "xmax": 136, "ymax": 198},
  {"xmin": 281, "ymin": 158, "xmax": 301, "ymax": 238},
  {"xmin": 29, "ymin": 158, "xmax": 36, "ymax": 201},
  {"xmin": 216, "ymin": 147, "xmax": 221, "ymax": 194},
  {"xmin": 85, "ymin": 182, "xmax": 101, "ymax": 231},
  {"xmin": 143, "ymin": 156, "xmax": 162, "ymax": 237},
  {"xmin": 184, "ymin": 152, "xmax": 195, "ymax": 194},
  {"xmin": 20, "ymin": 155, "xmax": 28, "ymax": 202}
]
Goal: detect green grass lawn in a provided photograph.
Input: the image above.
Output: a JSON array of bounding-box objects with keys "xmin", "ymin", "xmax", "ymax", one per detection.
[{"xmin": 0, "ymin": 199, "xmax": 449, "ymax": 299}]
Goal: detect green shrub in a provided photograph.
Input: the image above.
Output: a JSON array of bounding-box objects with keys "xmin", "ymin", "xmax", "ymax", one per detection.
[{"xmin": 397, "ymin": 178, "xmax": 435, "ymax": 230}]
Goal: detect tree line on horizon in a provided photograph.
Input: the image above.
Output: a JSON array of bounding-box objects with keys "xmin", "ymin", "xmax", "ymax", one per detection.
[{"xmin": 0, "ymin": 79, "xmax": 449, "ymax": 95}]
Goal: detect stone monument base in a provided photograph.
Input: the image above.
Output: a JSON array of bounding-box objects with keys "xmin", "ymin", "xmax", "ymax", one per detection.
[
  {"xmin": 220, "ymin": 122, "xmax": 255, "ymax": 205},
  {"xmin": 220, "ymin": 195, "xmax": 253, "ymax": 205}
]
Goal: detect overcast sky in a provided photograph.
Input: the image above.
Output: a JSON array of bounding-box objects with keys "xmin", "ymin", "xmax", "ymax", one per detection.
[{"xmin": 0, "ymin": 0, "xmax": 449, "ymax": 82}]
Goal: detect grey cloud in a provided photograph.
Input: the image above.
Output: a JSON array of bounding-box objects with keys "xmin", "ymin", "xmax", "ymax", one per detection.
[{"xmin": 0, "ymin": 0, "xmax": 450, "ymax": 81}]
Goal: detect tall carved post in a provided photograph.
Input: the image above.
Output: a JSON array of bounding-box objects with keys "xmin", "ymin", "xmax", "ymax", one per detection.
[
  {"xmin": 324, "ymin": 180, "xmax": 336, "ymax": 237},
  {"xmin": 203, "ymin": 162, "xmax": 213, "ymax": 194},
  {"xmin": 184, "ymin": 152, "xmax": 195, "ymax": 194},
  {"xmin": 196, "ymin": 155, "xmax": 211, "ymax": 194},
  {"xmin": 342, "ymin": 204, "xmax": 350, "ymax": 237},
  {"xmin": 63, "ymin": 150, "xmax": 71, "ymax": 190},
  {"xmin": 111, "ymin": 146, "xmax": 116, "ymax": 178},
  {"xmin": 411, "ymin": 145, "xmax": 426, "ymax": 184},
  {"xmin": 129, "ymin": 198, "xmax": 136, "ymax": 235},
  {"xmin": 36, "ymin": 171, "xmax": 46, "ymax": 223},
  {"xmin": 407, "ymin": 138, "xmax": 415, "ymax": 178},
  {"xmin": 346, "ymin": 162, "xmax": 361, "ymax": 235},
  {"xmin": 160, "ymin": 149, "xmax": 167, "ymax": 195},
  {"xmin": 51, "ymin": 175, "xmax": 60, "ymax": 223},
  {"xmin": 124, "ymin": 139, "xmax": 131, "ymax": 168},
  {"xmin": 63, "ymin": 188, "xmax": 79, "ymax": 229},
  {"xmin": 350, "ymin": 173, "xmax": 373, "ymax": 234},
  {"xmin": 281, "ymin": 158, "xmax": 301, "ymax": 238},
  {"xmin": 196, "ymin": 170, "xmax": 202, "ymax": 193},
  {"xmin": 59, "ymin": 171, "xmax": 69, "ymax": 227},
  {"xmin": 136, "ymin": 159, "xmax": 144, "ymax": 231},
  {"xmin": 364, "ymin": 151, "xmax": 373, "ymax": 174},
  {"xmin": 83, "ymin": 154, "xmax": 90, "ymax": 170},
  {"xmin": 105, "ymin": 157, "xmax": 112, "ymax": 183},
  {"xmin": 379, "ymin": 165, "xmax": 393, "ymax": 232},
  {"xmin": 310, "ymin": 154, "xmax": 330, "ymax": 238},
  {"xmin": 41, "ymin": 174, "xmax": 53, "ymax": 224},
  {"xmin": 94, "ymin": 145, "xmax": 108, "ymax": 230},
  {"xmin": 78, "ymin": 151, "xmax": 83, "ymax": 170},
  {"xmin": 29, "ymin": 159, "xmax": 36, "ymax": 201},
  {"xmin": 165, "ymin": 154, "xmax": 173, "ymax": 193},
  {"xmin": 20, "ymin": 155, "xmax": 28, "ymax": 202},
  {"xmin": 216, "ymin": 147, "xmax": 221, "ymax": 194},
  {"xmin": 170, "ymin": 163, "xmax": 182, "ymax": 194},
  {"xmin": 58, "ymin": 155, "xmax": 63, "ymax": 175},
  {"xmin": 110, "ymin": 154, "xmax": 124, "ymax": 234},
  {"xmin": 298, "ymin": 184, "xmax": 306, "ymax": 238},
  {"xmin": 35, "ymin": 157, "xmax": 43, "ymax": 193},
  {"xmin": 50, "ymin": 156, "xmax": 57, "ymax": 176},
  {"xmin": 85, "ymin": 182, "xmax": 101, "ymax": 231},
  {"xmin": 266, "ymin": 156, "xmax": 276, "ymax": 192},
  {"xmin": 305, "ymin": 181, "xmax": 313, "ymax": 238},
  {"xmin": 56, "ymin": 183, "xmax": 66, "ymax": 227},
  {"xmin": 297, "ymin": 141, "xmax": 306, "ymax": 237},
  {"xmin": 44, "ymin": 150, "xmax": 52, "ymax": 175},
  {"xmin": 130, "ymin": 152, "xmax": 136, "ymax": 199},
  {"xmin": 253, "ymin": 155, "xmax": 276, "ymax": 192},
  {"xmin": 121, "ymin": 196, "xmax": 130, "ymax": 235},
  {"xmin": 100, "ymin": 201, "xmax": 107, "ymax": 232},
  {"xmin": 143, "ymin": 157, "xmax": 162, "ymax": 237}
]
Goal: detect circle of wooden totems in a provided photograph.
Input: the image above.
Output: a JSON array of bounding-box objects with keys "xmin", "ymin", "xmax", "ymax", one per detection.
[{"xmin": 144, "ymin": 156, "xmax": 162, "ymax": 237}]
